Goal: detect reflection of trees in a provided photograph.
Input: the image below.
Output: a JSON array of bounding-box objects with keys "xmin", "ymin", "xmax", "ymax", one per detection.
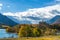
[{"xmin": 6, "ymin": 27, "xmax": 17, "ymax": 38}]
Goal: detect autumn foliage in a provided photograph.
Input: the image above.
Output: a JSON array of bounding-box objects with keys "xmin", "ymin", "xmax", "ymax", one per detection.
[{"xmin": 6, "ymin": 22, "xmax": 59, "ymax": 37}]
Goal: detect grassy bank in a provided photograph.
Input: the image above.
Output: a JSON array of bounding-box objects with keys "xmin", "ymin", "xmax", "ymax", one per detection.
[
  {"xmin": 0, "ymin": 36, "xmax": 60, "ymax": 40},
  {"xmin": 0, "ymin": 38, "xmax": 17, "ymax": 40}
]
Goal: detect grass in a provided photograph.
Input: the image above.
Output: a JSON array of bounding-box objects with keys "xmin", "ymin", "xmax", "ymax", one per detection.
[
  {"xmin": 0, "ymin": 35, "xmax": 60, "ymax": 40},
  {"xmin": 18, "ymin": 36, "xmax": 60, "ymax": 40},
  {"xmin": 0, "ymin": 38, "xmax": 17, "ymax": 40}
]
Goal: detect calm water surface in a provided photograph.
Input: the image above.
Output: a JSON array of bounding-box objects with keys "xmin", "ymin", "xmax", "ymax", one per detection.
[{"xmin": 0, "ymin": 29, "xmax": 18, "ymax": 38}]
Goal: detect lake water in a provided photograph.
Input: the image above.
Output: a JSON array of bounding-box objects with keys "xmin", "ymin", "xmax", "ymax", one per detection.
[{"xmin": 0, "ymin": 29, "xmax": 18, "ymax": 38}]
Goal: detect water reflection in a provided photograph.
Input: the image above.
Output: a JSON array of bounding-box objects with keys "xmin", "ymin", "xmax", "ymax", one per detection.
[{"xmin": 0, "ymin": 29, "xmax": 18, "ymax": 38}]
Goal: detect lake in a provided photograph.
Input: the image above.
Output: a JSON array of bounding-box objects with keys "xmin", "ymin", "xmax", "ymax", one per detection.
[{"xmin": 0, "ymin": 29, "xmax": 18, "ymax": 38}]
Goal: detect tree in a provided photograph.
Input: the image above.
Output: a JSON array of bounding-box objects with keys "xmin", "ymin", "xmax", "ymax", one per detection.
[
  {"xmin": 32, "ymin": 27, "xmax": 41, "ymax": 37},
  {"xmin": 18, "ymin": 24, "xmax": 33, "ymax": 37},
  {"xmin": 51, "ymin": 24, "xmax": 60, "ymax": 30}
]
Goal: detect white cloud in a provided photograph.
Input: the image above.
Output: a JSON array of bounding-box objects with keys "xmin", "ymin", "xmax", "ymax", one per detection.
[
  {"xmin": 3, "ymin": 12, "xmax": 15, "ymax": 16},
  {"xmin": 0, "ymin": 3, "xmax": 3, "ymax": 6},
  {"xmin": 2, "ymin": 4, "xmax": 60, "ymax": 24},
  {"xmin": 0, "ymin": 3, "xmax": 3, "ymax": 10}
]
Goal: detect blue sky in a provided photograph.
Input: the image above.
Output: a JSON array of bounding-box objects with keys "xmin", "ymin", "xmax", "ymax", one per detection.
[
  {"xmin": 0, "ymin": 0, "xmax": 59, "ymax": 13},
  {"xmin": 0, "ymin": 0, "xmax": 60, "ymax": 24}
]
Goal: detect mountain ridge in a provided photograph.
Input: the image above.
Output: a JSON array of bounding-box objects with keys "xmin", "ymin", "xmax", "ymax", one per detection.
[
  {"xmin": 48, "ymin": 15, "xmax": 60, "ymax": 24},
  {"xmin": 0, "ymin": 13, "xmax": 18, "ymax": 26}
]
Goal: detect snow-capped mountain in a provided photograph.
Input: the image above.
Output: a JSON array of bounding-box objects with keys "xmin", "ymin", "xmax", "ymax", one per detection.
[{"xmin": 2, "ymin": 4, "xmax": 60, "ymax": 24}]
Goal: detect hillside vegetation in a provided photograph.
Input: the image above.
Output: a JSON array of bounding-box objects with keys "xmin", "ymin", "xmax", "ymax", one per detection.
[{"xmin": 5, "ymin": 22, "xmax": 60, "ymax": 37}]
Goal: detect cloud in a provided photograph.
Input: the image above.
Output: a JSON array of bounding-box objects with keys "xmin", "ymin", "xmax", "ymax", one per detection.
[
  {"xmin": 3, "ymin": 4, "xmax": 60, "ymax": 18},
  {"xmin": 0, "ymin": 3, "xmax": 3, "ymax": 10},
  {"xmin": 2, "ymin": 4, "xmax": 60, "ymax": 24},
  {"xmin": 3, "ymin": 12, "xmax": 15, "ymax": 16},
  {"xmin": 0, "ymin": 3, "xmax": 3, "ymax": 6},
  {"xmin": 55, "ymin": 0, "xmax": 60, "ymax": 3}
]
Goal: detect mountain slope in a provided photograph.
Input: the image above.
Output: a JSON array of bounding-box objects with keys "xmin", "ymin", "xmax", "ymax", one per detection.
[
  {"xmin": 48, "ymin": 15, "xmax": 60, "ymax": 24},
  {"xmin": 53, "ymin": 19, "xmax": 60, "ymax": 24},
  {"xmin": 0, "ymin": 13, "xmax": 18, "ymax": 26}
]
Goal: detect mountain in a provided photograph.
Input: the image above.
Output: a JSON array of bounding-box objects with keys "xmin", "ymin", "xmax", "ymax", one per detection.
[
  {"xmin": 6, "ymin": 16, "xmax": 32, "ymax": 24},
  {"xmin": 48, "ymin": 15, "xmax": 60, "ymax": 24},
  {"xmin": 53, "ymin": 19, "xmax": 60, "ymax": 24},
  {"xmin": 0, "ymin": 13, "xmax": 18, "ymax": 26},
  {"xmin": 2, "ymin": 4, "xmax": 60, "ymax": 24}
]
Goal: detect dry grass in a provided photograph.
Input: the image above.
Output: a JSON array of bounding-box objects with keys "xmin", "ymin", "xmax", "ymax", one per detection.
[{"xmin": 18, "ymin": 36, "xmax": 60, "ymax": 40}]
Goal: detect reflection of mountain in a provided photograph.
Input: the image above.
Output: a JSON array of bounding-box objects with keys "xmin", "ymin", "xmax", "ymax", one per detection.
[
  {"xmin": 48, "ymin": 15, "xmax": 60, "ymax": 24},
  {"xmin": 0, "ymin": 13, "xmax": 18, "ymax": 26}
]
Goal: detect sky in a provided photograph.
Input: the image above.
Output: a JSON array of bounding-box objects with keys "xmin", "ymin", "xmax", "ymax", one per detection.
[
  {"xmin": 0, "ymin": 0, "xmax": 60, "ymax": 24},
  {"xmin": 0, "ymin": 0, "xmax": 60, "ymax": 13}
]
